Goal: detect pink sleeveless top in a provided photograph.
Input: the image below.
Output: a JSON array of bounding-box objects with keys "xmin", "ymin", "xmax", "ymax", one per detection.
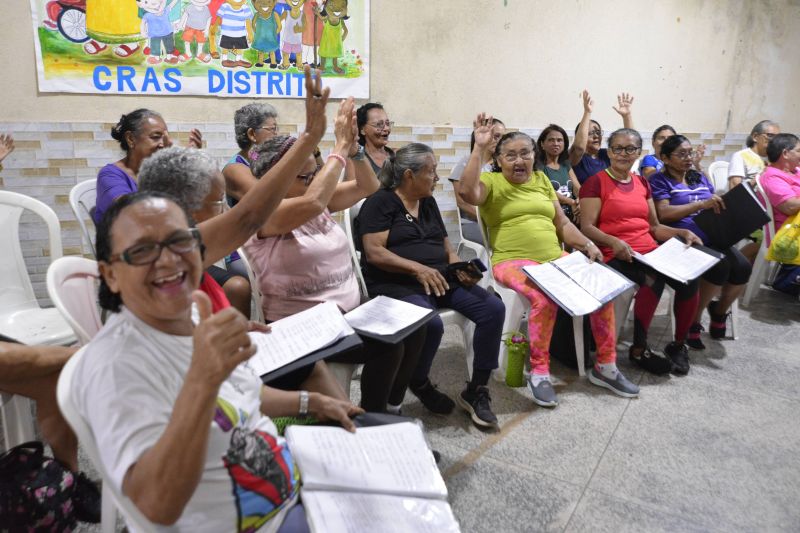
[{"xmin": 243, "ymin": 210, "xmax": 360, "ymax": 321}]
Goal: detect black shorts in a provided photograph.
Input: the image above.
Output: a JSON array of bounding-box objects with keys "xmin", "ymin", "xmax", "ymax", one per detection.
[{"xmin": 219, "ymin": 35, "xmax": 249, "ymax": 50}]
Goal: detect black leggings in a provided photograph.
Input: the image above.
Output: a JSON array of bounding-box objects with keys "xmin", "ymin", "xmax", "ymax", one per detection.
[{"xmin": 701, "ymin": 246, "xmax": 752, "ymax": 286}]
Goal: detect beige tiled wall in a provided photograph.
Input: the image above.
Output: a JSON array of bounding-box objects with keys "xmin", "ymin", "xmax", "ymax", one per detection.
[{"xmin": 0, "ymin": 121, "xmax": 750, "ymax": 304}]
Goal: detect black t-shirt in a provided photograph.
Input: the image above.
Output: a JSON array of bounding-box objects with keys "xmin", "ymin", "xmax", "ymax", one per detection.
[{"xmin": 356, "ymin": 188, "xmax": 448, "ymax": 298}]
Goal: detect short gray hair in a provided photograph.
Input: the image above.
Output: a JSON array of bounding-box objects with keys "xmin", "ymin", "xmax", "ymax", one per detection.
[
  {"xmin": 234, "ymin": 103, "xmax": 278, "ymax": 150},
  {"xmin": 607, "ymin": 128, "xmax": 642, "ymax": 148},
  {"xmin": 378, "ymin": 143, "xmax": 435, "ymax": 189},
  {"xmin": 746, "ymin": 120, "xmax": 779, "ymax": 148},
  {"xmin": 138, "ymin": 146, "xmax": 217, "ymax": 213},
  {"xmin": 250, "ymin": 135, "xmax": 296, "ymax": 179}
]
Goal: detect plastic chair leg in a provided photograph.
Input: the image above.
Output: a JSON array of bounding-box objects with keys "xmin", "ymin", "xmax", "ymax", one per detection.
[
  {"xmin": 572, "ymin": 316, "xmax": 586, "ymax": 377},
  {"xmin": 1, "ymin": 395, "xmax": 36, "ymax": 448}
]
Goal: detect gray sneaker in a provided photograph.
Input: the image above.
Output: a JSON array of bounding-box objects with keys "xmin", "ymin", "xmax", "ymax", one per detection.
[
  {"xmin": 588, "ymin": 368, "xmax": 640, "ymax": 398},
  {"xmin": 528, "ymin": 377, "xmax": 558, "ymax": 407}
]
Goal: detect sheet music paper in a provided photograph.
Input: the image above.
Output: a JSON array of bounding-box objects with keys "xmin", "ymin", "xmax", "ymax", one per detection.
[
  {"xmin": 522, "ymin": 262, "xmax": 600, "ymax": 316},
  {"xmin": 344, "ymin": 295, "xmax": 432, "ymax": 336},
  {"xmin": 247, "ymin": 302, "xmax": 354, "ymax": 377},
  {"xmin": 303, "ymin": 492, "xmax": 461, "ymax": 533},
  {"xmin": 551, "ymin": 252, "xmax": 633, "ymax": 304},
  {"xmin": 633, "ymin": 238, "xmax": 721, "ymax": 283},
  {"xmin": 285, "ymin": 423, "xmax": 447, "ymax": 499}
]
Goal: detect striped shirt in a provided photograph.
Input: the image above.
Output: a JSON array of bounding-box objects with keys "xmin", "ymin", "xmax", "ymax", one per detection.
[{"xmin": 217, "ymin": 3, "xmax": 253, "ymax": 37}]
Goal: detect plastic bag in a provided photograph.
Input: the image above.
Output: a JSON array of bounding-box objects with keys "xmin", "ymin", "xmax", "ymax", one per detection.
[{"xmin": 766, "ymin": 212, "xmax": 800, "ymax": 265}]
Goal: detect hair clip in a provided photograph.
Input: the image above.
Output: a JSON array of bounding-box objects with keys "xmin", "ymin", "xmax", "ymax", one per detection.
[{"xmin": 249, "ymin": 150, "xmax": 259, "ymax": 161}]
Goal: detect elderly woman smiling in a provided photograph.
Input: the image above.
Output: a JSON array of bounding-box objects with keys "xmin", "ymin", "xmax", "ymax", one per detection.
[{"xmin": 459, "ymin": 114, "xmax": 638, "ymax": 408}]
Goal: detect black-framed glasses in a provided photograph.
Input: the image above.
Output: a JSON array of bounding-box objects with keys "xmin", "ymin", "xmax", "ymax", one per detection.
[
  {"xmin": 368, "ymin": 121, "xmax": 394, "ymax": 130},
  {"xmin": 760, "ymin": 132, "xmax": 776, "ymax": 140},
  {"xmin": 297, "ymin": 165, "xmax": 322, "ymax": 186},
  {"xmin": 588, "ymin": 129, "xmax": 603, "ymax": 138},
  {"xmin": 671, "ymin": 150, "xmax": 696, "ymax": 160},
  {"xmin": 109, "ymin": 228, "xmax": 202, "ymax": 266},
  {"xmin": 609, "ymin": 145, "xmax": 642, "ymax": 155}
]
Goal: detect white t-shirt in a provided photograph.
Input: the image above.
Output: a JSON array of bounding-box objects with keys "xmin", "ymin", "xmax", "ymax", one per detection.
[
  {"xmin": 728, "ymin": 147, "xmax": 766, "ymax": 181},
  {"xmin": 73, "ymin": 308, "xmax": 299, "ymax": 532}
]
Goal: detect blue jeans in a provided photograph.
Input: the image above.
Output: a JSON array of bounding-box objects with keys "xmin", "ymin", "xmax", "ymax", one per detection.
[{"xmin": 400, "ymin": 285, "xmax": 505, "ymax": 382}]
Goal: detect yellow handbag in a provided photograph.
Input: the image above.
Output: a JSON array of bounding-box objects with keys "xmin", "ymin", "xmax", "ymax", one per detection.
[{"xmin": 766, "ymin": 211, "xmax": 800, "ymax": 265}]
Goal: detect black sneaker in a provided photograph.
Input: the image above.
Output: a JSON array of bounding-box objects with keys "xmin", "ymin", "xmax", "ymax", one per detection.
[
  {"xmin": 665, "ymin": 342, "xmax": 690, "ymax": 376},
  {"xmin": 457, "ymin": 384, "xmax": 498, "ymax": 428},
  {"xmin": 73, "ymin": 472, "xmax": 101, "ymax": 523},
  {"xmin": 686, "ymin": 323, "xmax": 706, "ymax": 350},
  {"xmin": 707, "ymin": 301, "xmax": 728, "ymax": 339},
  {"xmin": 409, "ymin": 379, "xmax": 455, "ymax": 414},
  {"xmin": 628, "ymin": 345, "xmax": 672, "ymax": 375}
]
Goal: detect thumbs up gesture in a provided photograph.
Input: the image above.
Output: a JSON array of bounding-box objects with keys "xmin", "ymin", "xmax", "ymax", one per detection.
[{"xmin": 189, "ymin": 290, "xmax": 256, "ymax": 387}]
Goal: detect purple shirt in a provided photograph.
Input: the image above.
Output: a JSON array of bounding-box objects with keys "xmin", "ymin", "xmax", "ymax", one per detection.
[
  {"xmin": 650, "ymin": 171, "xmax": 714, "ymax": 243},
  {"xmin": 572, "ymin": 149, "xmax": 610, "ymax": 184},
  {"xmin": 94, "ymin": 164, "xmax": 137, "ymax": 224}
]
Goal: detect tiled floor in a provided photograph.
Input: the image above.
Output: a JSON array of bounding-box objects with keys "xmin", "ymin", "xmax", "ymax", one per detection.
[{"xmin": 8, "ymin": 286, "xmax": 798, "ymax": 532}]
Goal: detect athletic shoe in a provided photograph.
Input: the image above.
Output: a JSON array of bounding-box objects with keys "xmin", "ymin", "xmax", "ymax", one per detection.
[
  {"xmin": 707, "ymin": 301, "xmax": 728, "ymax": 339},
  {"xmin": 665, "ymin": 342, "xmax": 690, "ymax": 375},
  {"xmin": 588, "ymin": 368, "xmax": 640, "ymax": 398},
  {"xmin": 686, "ymin": 323, "xmax": 706, "ymax": 350},
  {"xmin": 457, "ymin": 384, "xmax": 498, "ymax": 428},
  {"xmin": 628, "ymin": 345, "xmax": 672, "ymax": 375},
  {"xmin": 409, "ymin": 379, "xmax": 455, "ymax": 415},
  {"xmin": 73, "ymin": 472, "xmax": 101, "ymax": 523},
  {"xmin": 527, "ymin": 377, "xmax": 558, "ymax": 407}
]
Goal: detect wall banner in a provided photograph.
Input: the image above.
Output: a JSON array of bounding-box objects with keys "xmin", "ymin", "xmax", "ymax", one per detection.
[{"xmin": 30, "ymin": 0, "xmax": 369, "ymax": 98}]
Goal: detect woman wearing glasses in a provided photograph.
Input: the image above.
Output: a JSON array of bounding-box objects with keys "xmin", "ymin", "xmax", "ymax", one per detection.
[
  {"xmin": 650, "ymin": 135, "xmax": 751, "ymax": 350},
  {"xmin": 459, "ymin": 117, "xmax": 637, "ymax": 408},
  {"xmin": 580, "ymin": 129, "xmax": 703, "ymax": 376},
  {"xmin": 242, "ymin": 100, "xmax": 427, "ymax": 414},
  {"xmin": 569, "ymin": 90, "xmax": 635, "ymax": 185},
  {"xmin": 224, "ymin": 103, "xmax": 280, "ymax": 208},
  {"xmin": 356, "ymin": 102, "xmax": 394, "ymax": 174}
]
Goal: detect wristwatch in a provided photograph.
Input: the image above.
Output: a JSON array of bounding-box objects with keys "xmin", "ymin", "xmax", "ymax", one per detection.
[
  {"xmin": 298, "ymin": 390, "xmax": 309, "ymax": 418},
  {"xmin": 349, "ymin": 144, "xmax": 366, "ymax": 161}
]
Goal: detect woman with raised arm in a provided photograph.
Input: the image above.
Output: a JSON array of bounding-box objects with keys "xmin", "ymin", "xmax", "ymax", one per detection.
[
  {"xmin": 535, "ymin": 124, "xmax": 581, "ymax": 220},
  {"xmin": 242, "ymin": 98, "xmax": 426, "ymax": 414},
  {"xmin": 93, "ymin": 109, "xmax": 202, "ymax": 224},
  {"xmin": 569, "ymin": 90, "xmax": 635, "ymax": 185},
  {"xmin": 357, "ymin": 142, "xmax": 506, "ymax": 428},
  {"xmin": 651, "ymin": 135, "xmax": 751, "ymax": 348},
  {"xmin": 579, "ymin": 128, "xmax": 702, "ymax": 376},
  {"xmin": 459, "ymin": 114, "xmax": 638, "ymax": 408}
]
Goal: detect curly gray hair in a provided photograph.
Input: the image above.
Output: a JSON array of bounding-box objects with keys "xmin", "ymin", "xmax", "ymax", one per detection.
[
  {"xmin": 234, "ymin": 103, "xmax": 279, "ymax": 150},
  {"xmin": 138, "ymin": 146, "xmax": 217, "ymax": 213}
]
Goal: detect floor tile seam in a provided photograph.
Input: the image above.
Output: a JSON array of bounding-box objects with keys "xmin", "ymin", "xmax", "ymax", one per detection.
[
  {"xmin": 473, "ymin": 452, "xmax": 590, "ymax": 490},
  {"xmin": 562, "ymin": 395, "xmax": 635, "ymax": 532},
  {"xmin": 638, "ymin": 371, "xmax": 800, "ymax": 405}
]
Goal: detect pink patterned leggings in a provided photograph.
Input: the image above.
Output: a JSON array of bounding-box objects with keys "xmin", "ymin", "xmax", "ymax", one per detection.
[{"xmin": 493, "ymin": 258, "xmax": 617, "ymax": 375}]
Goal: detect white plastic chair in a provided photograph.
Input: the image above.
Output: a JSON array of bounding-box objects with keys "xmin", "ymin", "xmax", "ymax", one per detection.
[
  {"xmin": 0, "ymin": 191, "xmax": 76, "ymax": 347},
  {"xmin": 69, "ymin": 179, "xmax": 97, "ymax": 258},
  {"xmin": 57, "ymin": 346, "xmax": 156, "ymax": 533},
  {"xmin": 1, "ymin": 393, "xmax": 37, "ymax": 450},
  {"xmin": 708, "ymin": 161, "xmax": 730, "ymax": 194},
  {"xmin": 742, "ymin": 174, "xmax": 779, "ymax": 306},
  {"xmin": 235, "ymin": 248, "xmax": 265, "ymax": 324},
  {"xmin": 344, "ymin": 200, "xmax": 477, "ymax": 386},
  {"xmin": 46, "ymin": 256, "xmax": 102, "ymax": 346}
]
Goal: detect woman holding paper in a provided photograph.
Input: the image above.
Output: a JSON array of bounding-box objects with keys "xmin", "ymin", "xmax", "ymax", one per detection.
[
  {"xmin": 651, "ymin": 135, "xmax": 751, "ymax": 349},
  {"xmin": 579, "ymin": 128, "xmax": 703, "ymax": 376},
  {"xmin": 458, "ymin": 116, "xmax": 638, "ymax": 407},
  {"xmin": 242, "ymin": 98, "xmax": 427, "ymax": 415}
]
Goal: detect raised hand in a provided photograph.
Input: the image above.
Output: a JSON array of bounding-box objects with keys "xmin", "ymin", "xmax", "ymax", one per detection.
[
  {"xmin": 612, "ymin": 93, "xmax": 634, "ymax": 117},
  {"xmin": 472, "ymin": 112, "xmax": 495, "ymax": 151},
  {"xmin": 0, "ymin": 134, "xmax": 14, "ymax": 164},
  {"xmin": 693, "ymin": 144, "xmax": 706, "ymax": 168},
  {"xmin": 188, "ymin": 128, "xmax": 203, "ymax": 149},
  {"xmin": 303, "ymin": 65, "xmax": 331, "ymax": 142},
  {"xmin": 333, "ymin": 97, "xmax": 357, "ymax": 154},
  {"xmin": 189, "ymin": 290, "xmax": 256, "ymax": 387},
  {"xmin": 581, "ymin": 90, "xmax": 593, "ymax": 114}
]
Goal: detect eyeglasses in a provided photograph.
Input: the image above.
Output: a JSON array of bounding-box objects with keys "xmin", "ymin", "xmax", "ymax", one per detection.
[
  {"xmin": 671, "ymin": 150, "xmax": 696, "ymax": 160},
  {"xmin": 368, "ymin": 121, "xmax": 394, "ymax": 131},
  {"xmin": 609, "ymin": 145, "xmax": 641, "ymax": 155},
  {"xmin": 109, "ymin": 228, "xmax": 202, "ymax": 266},
  {"xmin": 297, "ymin": 165, "xmax": 322, "ymax": 186},
  {"xmin": 256, "ymin": 125, "xmax": 278, "ymax": 134},
  {"xmin": 588, "ymin": 129, "xmax": 603, "ymax": 138},
  {"xmin": 760, "ymin": 133, "xmax": 776, "ymax": 140},
  {"xmin": 206, "ymin": 199, "xmax": 226, "ymax": 214},
  {"xmin": 501, "ymin": 150, "xmax": 534, "ymax": 162}
]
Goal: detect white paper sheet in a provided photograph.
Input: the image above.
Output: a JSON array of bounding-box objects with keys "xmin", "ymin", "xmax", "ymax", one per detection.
[
  {"xmin": 522, "ymin": 262, "xmax": 600, "ymax": 316},
  {"xmin": 247, "ymin": 302, "xmax": 354, "ymax": 377},
  {"xmin": 344, "ymin": 295, "xmax": 432, "ymax": 336},
  {"xmin": 633, "ymin": 238, "xmax": 721, "ymax": 283},
  {"xmin": 303, "ymin": 492, "xmax": 461, "ymax": 533},
  {"xmin": 552, "ymin": 252, "xmax": 634, "ymax": 304},
  {"xmin": 285, "ymin": 422, "xmax": 447, "ymax": 499}
]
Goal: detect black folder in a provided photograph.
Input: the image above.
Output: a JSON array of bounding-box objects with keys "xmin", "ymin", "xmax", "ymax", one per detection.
[
  {"xmin": 693, "ymin": 181, "xmax": 771, "ymax": 249},
  {"xmin": 259, "ymin": 332, "xmax": 363, "ymax": 384},
  {"xmin": 350, "ymin": 307, "xmax": 438, "ymax": 344}
]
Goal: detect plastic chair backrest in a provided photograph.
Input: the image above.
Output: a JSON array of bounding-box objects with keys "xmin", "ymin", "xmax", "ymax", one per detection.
[
  {"xmin": 46, "ymin": 256, "xmax": 102, "ymax": 345},
  {"xmin": 755, "ymin": 173, "xmax": 777, "ymax": 241},
  {"xmin": 0, "ymin": 191, "xmax": 63, "ymax": 313},
  {"xmin": 69, "ymin": 180, "xmax": 97, "ymax": 258},
  {"xmin": 236, "ymin": 247, "xmax": 265, "ymax": 324},
  {"xmin": 57, "ymin": 347, "xmax": 157, "ymax": 533},
  {"xmin": 708, "ymin": 161, "xmax": 730, "ymax": 194},
  {"xmin": 343, "ymin": 199, "xmax": 369, "ymax": 301}
]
